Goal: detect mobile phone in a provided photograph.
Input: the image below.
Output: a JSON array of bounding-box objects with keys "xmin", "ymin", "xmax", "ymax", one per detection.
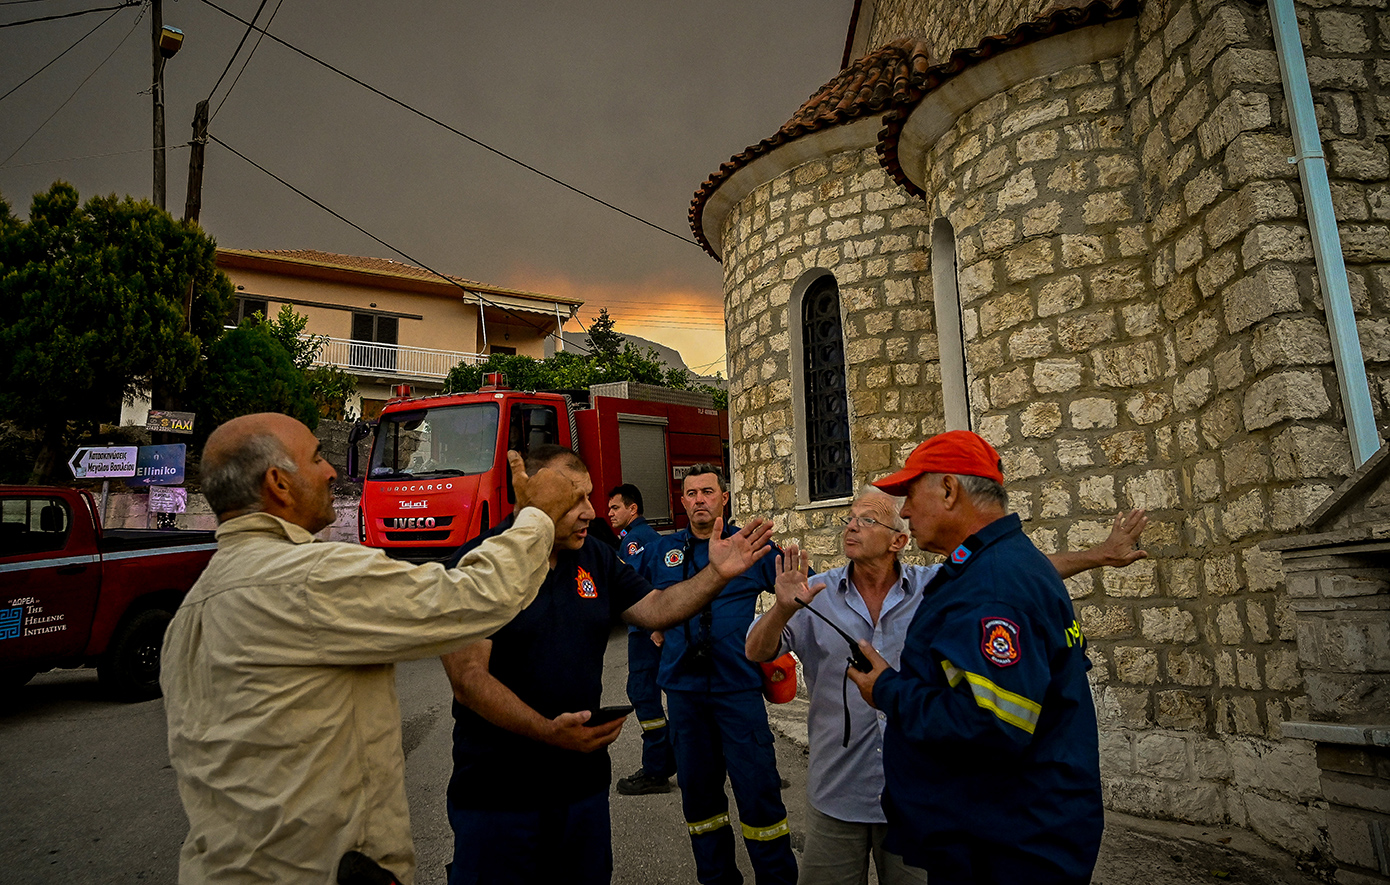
[{"xmin": 585, "ymin": 704, "xmax": 633, "ymax": 726}]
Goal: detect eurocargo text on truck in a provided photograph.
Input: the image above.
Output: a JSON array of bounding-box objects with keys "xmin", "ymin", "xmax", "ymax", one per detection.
[{"xmin": 347, "ymin": 375, "xmax": 729, "ymax": 562}]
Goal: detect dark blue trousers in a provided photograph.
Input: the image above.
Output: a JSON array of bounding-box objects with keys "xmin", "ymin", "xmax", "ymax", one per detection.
[
  {"xmin": 447, "ymin": 789, "xmax": 612, "ymax": 885},
  {"xmin": 627, "ymin": 629, "xmax": 677, "ymax": 777},
  {"xmin": 666, "ymin": 688, "xmax": 797, "ymax": 885}
]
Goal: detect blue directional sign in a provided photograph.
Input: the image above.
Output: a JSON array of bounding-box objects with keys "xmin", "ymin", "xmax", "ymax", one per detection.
[{"xmin": 127, "ymin": 444, "xmax": 186, "ymax": 486}]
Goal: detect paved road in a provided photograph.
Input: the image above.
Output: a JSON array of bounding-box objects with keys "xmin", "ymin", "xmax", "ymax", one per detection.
[{"xmin": 0, "ymin": 628, "xmax": 1323, "ymax": 884}]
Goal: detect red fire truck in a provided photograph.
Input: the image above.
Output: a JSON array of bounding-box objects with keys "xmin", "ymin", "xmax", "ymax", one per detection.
[{"xmin": 349, "ymin": 375, "xmax": 728, "ymax": 562}]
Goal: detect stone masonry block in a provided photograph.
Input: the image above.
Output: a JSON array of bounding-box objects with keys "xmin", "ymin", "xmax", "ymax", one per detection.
[
  {"xmin": 1097, "ymin": 685, "xmax": 1152, "ymax": 727},
  {"xmin": 1102, "ymin": 431, "xmax": 1149, "ymax": 465},
  {"xmin": 1058, "ymin": 311, "xmax": 1117, "ymax": 351},
  {"xmin": 1071, "ymin": 398, "xmax": 1119, "ymax": 429},
  {"xmin": 1198, "ymin": 91, "xmax": 1272, "ymax": 159},
  {"xmin": 1242, "ymin": 371, "xmax": 1332, "ymax": 430},
  {"xmin": 1080, "ymin": 603, "xmax": 1135, "ymax": 639},
  {"xmin": 1192, "ymin": 6, "xmax": 1251, "ymax": 73},
  {"xmin": 1102, "ymin": 558, "xmax": 1156, "ymax": 597},
  {"xmin": 1099, "ymin": 729, "xmax": 1133, "ymax": 777},
  {"xmin": 1271, "ymin": 424, "xmax": 1353, "ymax": 480},
  {"xmin": 1241, "ymin": 224, "xmax": 1313, "ymax": 268},
  {"xmin": 1125, "ymin": 469, "xmax": 1180, "ymax": 510},
  {"xmin": 1034, "ymin": 359, "xmax": 1082, "ymax": 392},
  {"xmin": 1142, "ymin": 606, "xmax": 1199, "ymax": 643},
  {"xmin": 1020, "ymin": 402, "xmax": 1062, "ymax": 437},
  {"xmin": 1231, "ymin": 738, "xmax": 1323, "ymax": 801},
  {"xmin": 1136, "ymin": 732, "xmax": 1191, "ymax": 780},
  {"xmin": 1093, "ymin": 341, "xmax": 1161, "ymax": 388},
  {"xmin": 1252, "ymin": 317, "xmax": 1333, "ymax": 372},
  {"xmin": 1166, "ymin": 648, "xmax": 1215, "ymax": 686},
  {"xmin": 1156, "ymin": 690, "xmax": 1209, "ymax": 730},
  {"xmin": 1242, "ymin": 792, "xmax": 1324, "ymax": 857},
  {"xmin": 1114, "ymin": 645, "xmax": 1160, "ymax": 684},
  {"xmin": 1078, "ymin": 474, "xmax": 1117, "ymax": 512}
]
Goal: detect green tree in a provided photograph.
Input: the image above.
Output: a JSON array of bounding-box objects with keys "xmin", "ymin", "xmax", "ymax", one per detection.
[
  {"xmin": 185, "ymin": 323, "xmax": 319, "ymax": 439},
  {"xmin": 263, "ymin": 304, "xmax": 357, "ymax": 420},
  {"xmin": 442, "ymin": 309, "xmax": 728, "ymax": 410},
  {"xmin": 0, "ymin": 182, "xmax": 234, "ymax": 482},
  {"xmin": 587, "ymin": 307, "xmax": 624, "ymax": 360}
]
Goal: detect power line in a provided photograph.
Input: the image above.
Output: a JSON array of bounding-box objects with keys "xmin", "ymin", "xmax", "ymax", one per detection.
[
  {"xmin": 204, "ymin": 0, "xmax": 268, "ymax": 102},
  {"xmin": 192, "ymin": 0, "xmax": 700, "ymax": 249},
  {"xmin": 207, "ymin": 0, "xmax": 280, "ymax": 121},
  {"xmin": 0, "ymin": 2, "xmax": 124, "ymax": 104},
  {"xmin": 0, "ymin": 142, "xmax": 187, "ymax": 170},
  {"xmin": 0, "ymin": 1, "xmax": 137, "ymax": 28},
  {"xmin": 1, "ymin": 6, "xmax": 142, "ymax": 166},
  {"xmin": 208, "ymin": 132, "xmax": 596, "ymax": 357}
]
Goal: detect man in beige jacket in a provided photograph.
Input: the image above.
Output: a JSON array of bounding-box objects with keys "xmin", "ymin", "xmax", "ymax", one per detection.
[{"xmin": 161, "ymin": 412, "xmax": 582, "ymax": 885}]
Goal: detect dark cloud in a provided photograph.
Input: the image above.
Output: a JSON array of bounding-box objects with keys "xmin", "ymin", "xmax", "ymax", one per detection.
[{"xmin": 0, "ymin": 0, "xmax": 851, "ymax": 364}]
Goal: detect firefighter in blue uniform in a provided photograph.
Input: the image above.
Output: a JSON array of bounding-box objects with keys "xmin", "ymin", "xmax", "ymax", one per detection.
[
  {"xmin": 607, "ymin": 483, "xmax": 676, "ymax": 794},
  {"xmin": 848, "ymin": 431, "xmax": 1104, "ymax": 885},
  {"xmin": 441, "ymin": 447, "xmax": 776, "ymax": 885},
  {"xmin": 651, "ymin": 464, "xmax": 797, "ymax": 885}
]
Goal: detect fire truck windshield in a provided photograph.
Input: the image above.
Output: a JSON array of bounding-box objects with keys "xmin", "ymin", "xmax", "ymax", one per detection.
[{"xmin": 368, "ymin": 403, "xmax": 500, "ymax": 479}]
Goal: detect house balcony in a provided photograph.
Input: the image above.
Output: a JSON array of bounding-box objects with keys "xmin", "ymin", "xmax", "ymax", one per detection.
[{"xmin": 313, "ymin": 337, "xmax": 486, "ymax": 383}]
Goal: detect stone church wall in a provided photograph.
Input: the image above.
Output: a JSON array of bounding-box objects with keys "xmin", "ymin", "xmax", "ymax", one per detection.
[{"xmin": 717, "ymin": 0, "xmax": 1390, "ymax": 861}]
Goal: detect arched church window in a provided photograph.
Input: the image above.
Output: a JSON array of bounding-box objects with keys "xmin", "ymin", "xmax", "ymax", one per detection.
[{"xmin": 802, "ymin": 276, "xmax": 852, "ymax": 500}]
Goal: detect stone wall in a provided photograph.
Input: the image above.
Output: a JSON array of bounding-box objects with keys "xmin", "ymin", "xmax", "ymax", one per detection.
[
  {"xmin": 715, "ymin": 0, "xmax": 1390, "ymax": 864},
  {"xmin": 721, "ymin": 148, "xmax": 939, "ymax": 555},
  {"xmin": 865, "ymin": 0, "xmax": 1052, "ymax": 70}
]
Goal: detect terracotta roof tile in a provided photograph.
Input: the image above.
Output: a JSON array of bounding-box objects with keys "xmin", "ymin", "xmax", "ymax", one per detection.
[{"xmin": 689, "ymin": 0, "xmax": 1138, "ymax": 260}]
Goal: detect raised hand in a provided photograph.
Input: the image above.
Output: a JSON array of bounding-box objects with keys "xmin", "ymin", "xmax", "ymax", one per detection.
[
  {"xmin": 508, "ymin": 450, "xmax": 582, "ymax": 526},
  {"xmin": 773, "ymin": 544, "xmax": 825, "ymax": 613},
  {"xmin": 707, "ymin": 516, "xmax": 776, "ymax": 580},
  {"xmin": 1095, "ymin": 509, "xmax": 1148, "ymax": 568}
]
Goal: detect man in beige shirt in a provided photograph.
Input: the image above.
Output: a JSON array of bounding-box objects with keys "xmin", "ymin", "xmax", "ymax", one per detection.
[{"xmin": 161, "ymin": 412, "xmax": 581, "ymax": 885}]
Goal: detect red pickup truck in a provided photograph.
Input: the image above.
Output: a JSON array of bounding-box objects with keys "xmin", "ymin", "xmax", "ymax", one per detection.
[{"xmin": 0, "ymin": 486, "xmax": 216, "ymax": 700}]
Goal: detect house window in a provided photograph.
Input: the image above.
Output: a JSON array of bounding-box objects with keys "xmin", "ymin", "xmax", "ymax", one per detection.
[
  {"xmin": 350, "ymin": 313, "xmax": 398, "ymax": 372},
  {"xmin": 231, "ymin": 297, "xmax": 268, "ymax": 324},
  {"xmin": 801, "ymin": 276, "xmax": 852, "ymax": 501}
]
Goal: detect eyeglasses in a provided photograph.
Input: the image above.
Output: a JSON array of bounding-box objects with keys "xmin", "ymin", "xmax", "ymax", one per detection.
[{"xmin": 839, "ymin": 515, "xmax": 890, "ymax": 529}]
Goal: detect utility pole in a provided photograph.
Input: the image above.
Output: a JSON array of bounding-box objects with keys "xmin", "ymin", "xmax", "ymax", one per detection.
[
  {"xmin": 183, "ymin": 100, "xmax": 209, "ymax": 225},
  {"xmin": 152, "ymin": 0, "xmax": 165, "ymax": 210}
]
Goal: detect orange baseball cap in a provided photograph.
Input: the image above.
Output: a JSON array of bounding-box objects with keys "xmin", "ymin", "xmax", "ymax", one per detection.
[{"xmin": 872, "ymin": 430, "xmax": 1004, "ymax": 495}]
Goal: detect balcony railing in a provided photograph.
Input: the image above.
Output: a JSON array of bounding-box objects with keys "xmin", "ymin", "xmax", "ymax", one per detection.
[{"xmin": 313, "ymin": 337, "xmax": 486, "ymax": 380}]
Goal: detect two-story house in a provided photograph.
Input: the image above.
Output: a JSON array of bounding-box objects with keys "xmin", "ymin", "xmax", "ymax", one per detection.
[{"xmin": 216, "ymin": 249, "xmax": 582, "ymax": 419}]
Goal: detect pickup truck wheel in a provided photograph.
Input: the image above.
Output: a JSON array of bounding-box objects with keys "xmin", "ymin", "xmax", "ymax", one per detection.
[{"xmin": 99, "ymin": 608, "xmax": 172, "ymax": 702}]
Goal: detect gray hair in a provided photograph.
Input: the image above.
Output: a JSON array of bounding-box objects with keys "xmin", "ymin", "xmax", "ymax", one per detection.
[
  {"xmin": 203, "ymin": 432, "xmax": 297, "ymax": 517},
  {"xmin": 855, "ymin": 484, "xmax": 908, "ymax": 532},
  {"xmin": 955, "ymin": 473, "xmax": 1008, "ymax": 510}
]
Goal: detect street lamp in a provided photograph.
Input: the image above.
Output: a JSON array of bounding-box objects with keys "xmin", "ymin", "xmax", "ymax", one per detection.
[{"xmin": 152, "ymin": 4, "xmax": 183, "ymax": 211}]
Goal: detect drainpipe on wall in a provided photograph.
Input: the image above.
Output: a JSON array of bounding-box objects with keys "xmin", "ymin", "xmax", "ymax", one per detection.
[{"xmin": 1269, "ymin": 0, "xmax": 1382, "ymax": 465}]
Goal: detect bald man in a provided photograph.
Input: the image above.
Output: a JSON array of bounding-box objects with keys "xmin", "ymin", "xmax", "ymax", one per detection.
[{"xmin": 161, "ymin": 413, "xmax": 582, "ymax": 885}]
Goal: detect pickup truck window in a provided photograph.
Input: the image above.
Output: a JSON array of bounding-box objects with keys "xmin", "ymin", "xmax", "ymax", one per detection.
[{"xmin": 0, "ymin": 496, "xmax": 71, "ymax": 557}]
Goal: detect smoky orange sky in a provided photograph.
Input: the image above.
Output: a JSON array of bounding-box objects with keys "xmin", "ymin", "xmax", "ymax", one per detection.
[
  {"xmin": 1, "ymin": 1, "xmax": 850, "ymax": 383},
  {"xmin": 506, "ymin": 268, "xmax": 728, "ymax": 376}
]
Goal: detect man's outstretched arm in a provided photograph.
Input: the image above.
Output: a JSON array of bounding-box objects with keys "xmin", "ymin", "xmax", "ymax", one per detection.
[{"xmin": 1047, "ymin": 509, "xmax": 1148, "ymax": 579}]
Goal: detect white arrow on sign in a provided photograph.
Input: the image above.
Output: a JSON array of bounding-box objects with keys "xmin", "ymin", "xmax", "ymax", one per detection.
[{"xmin": 68, "ymin": 446, "xmax": 139, "ymax": 479}]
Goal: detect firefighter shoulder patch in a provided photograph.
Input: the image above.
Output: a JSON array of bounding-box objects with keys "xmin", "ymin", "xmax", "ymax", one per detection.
[
  {"xmin": 664, "ymin": 548, "xmax": 684, "ymax": 568},
  {"xmin": 576, "ymin": 566, "xmax": 598, "ymax": 599},
  {"xmin": 626, "ymin": 541, "xmax": 641, "ymax": 557},
  {"xmin": 981, "ymin": 617, "xmax": 1021, "ymax": 667}
]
